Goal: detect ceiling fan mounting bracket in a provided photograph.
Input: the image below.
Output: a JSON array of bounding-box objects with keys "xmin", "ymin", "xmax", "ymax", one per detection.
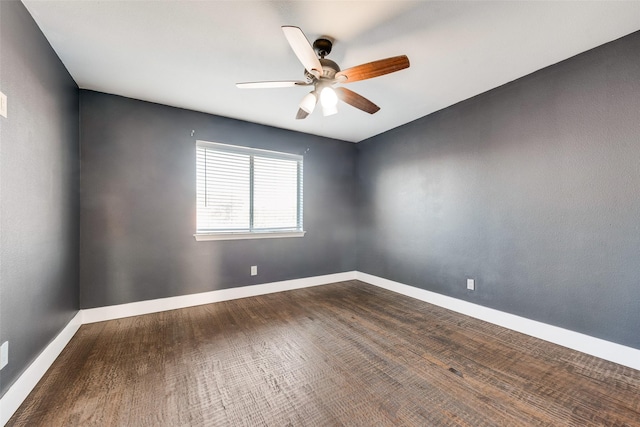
[{"xmin": 313, "ymin": 38, "xmax": 333, "ymax": 58}]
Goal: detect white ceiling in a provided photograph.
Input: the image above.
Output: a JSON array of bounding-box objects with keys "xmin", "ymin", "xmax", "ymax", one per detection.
[{"xmin": 22, "ymin": 1, "xmax": 640, "ymax": 143}]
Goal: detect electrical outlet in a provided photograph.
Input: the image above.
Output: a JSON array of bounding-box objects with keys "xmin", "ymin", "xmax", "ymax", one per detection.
[
  {"xmin": 251, "ymin": 266, "xmax": 257, "ymax": 276},
  {"xmin": 467, "ymin": 278, "xmax": 475, "ymax": 291},
  {"xmin": 0, "ymin": 91, "xmax": 7, "ymax": 118},
  {"xmin": 0, "ymin": 341, "xmax": 8, "ymax": 370}
]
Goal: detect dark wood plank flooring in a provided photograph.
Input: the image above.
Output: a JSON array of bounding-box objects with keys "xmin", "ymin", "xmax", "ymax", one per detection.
[{"xmin": 8, "ymin": 280, "xmax": 640, "ymax": 426}]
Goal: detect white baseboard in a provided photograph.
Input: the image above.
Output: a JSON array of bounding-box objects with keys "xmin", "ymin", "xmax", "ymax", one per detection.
[
  {"xmin": 356, "ymin": 272, "xmax": 640, "ymax": 371},
  {"xmin": 0, "ymin": 311, "xmax": 82, "ymax": 426},
  {"xmin": 81, "ymin": 271, "xmax": 357, "ymax": 324}
]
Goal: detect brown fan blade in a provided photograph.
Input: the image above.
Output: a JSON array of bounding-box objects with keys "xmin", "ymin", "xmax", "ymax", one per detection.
[
  {"xmin": 236, "ymin": 81, "xmax": 309, "ymax": 89},
  {"xmin": 335, "ymin": 55, "xmax": 410, "ymax": 83},
  {"xmin": 282, "ymin": 26, "xmax": 323, "ymax": 78},
  {"xmin": 335, "ymin": 87, "xmax": 380, "ymax": 114},
  {"xmin": 296, "ymin": 108, "xmax": 310, "ymax": 120}
]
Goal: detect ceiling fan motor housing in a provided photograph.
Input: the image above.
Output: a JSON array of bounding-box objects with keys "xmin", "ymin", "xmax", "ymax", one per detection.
[
  {"xmin": 319, "ymin": 58, "xmax": 340, "ymax": 79},
  {"xmin": 304, "ymin": 58, "xmax": 340, "ymax": 81}
]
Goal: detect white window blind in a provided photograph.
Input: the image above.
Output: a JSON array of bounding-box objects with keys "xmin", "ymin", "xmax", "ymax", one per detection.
[{"xmin": 196, "ymin": 141, "xmax": 303, "ymax": 236}]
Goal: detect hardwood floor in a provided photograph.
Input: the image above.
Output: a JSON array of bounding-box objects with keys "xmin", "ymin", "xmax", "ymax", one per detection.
[{"xmin": 8, "ymin": 280, "xmax": 640, "ymax": 426}]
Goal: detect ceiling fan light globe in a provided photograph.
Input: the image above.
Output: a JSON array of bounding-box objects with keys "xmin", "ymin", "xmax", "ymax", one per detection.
[
  {"xmin": 320, "ymin": 86, "xmax": 338, "ymax": 109},
  {"xmin": 322, "ymin": 103, "xmax": 338, "ymax": 116},
  {"xmin": 299, "ymin": 92, "xmax": 317, "ymax": 114}
]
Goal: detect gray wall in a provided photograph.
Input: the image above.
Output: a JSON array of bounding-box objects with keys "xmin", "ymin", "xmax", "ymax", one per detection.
[
  {"xmin": 79, "ymin": 91, "xmax": 356, "ymax": 308},
  {"xmin": 0, "ymin": 1, "xmax": 80, "ymax": 397},
  {"xmin": 357, "ymin": 31, "xmax": 640, "ymax": 349}
]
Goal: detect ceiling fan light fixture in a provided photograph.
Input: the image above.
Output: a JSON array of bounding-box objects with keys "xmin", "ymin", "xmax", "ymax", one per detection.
[
  {"xmin": 322, "ymin": 103, "xmax": 338, "ymax": 116},
  {"xmin": 299, "ymin": 92, "xmax": 317, "ymax": 114},
  {"xmin": 320, "ymin": 86, "xmax": 338, "ymax": 116}
]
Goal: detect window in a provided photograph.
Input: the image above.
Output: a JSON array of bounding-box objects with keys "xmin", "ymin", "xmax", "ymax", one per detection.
[{"xmin": 194, "ymin": 141, "xmax": 304, "ymax": 241}]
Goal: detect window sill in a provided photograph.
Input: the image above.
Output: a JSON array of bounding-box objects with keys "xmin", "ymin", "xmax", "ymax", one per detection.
[{"xmin": 194, "ymin": 231, "xmax": 306, "ymax": 241}]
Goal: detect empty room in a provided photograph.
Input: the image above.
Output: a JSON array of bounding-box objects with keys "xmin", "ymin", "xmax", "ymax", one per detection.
[{"xmin": 1, "ymin": 1, "xmax": 640, "ymax": 425}]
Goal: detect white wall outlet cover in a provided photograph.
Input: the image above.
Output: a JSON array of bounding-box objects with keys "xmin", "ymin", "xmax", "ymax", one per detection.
[
  {"xmin": 0, "ymin": 91, "xmax": 7, "ymax": 118},
  {"xmin": 467, "ymin": 279, "xmax": 475, "ymax": 290},
  {"xmin": 0, "ymin": 341, "xmax": 8, "ymax": 369},
  {"xmin": 250, "ymin": 266, "xmax": 257, "ymax": 276}
]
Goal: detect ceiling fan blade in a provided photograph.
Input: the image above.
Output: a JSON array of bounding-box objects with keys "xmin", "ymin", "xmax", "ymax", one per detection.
[
  {"xmin": 335, "ymin": 55, "xmax": 410, "ymax": 83},
  {"xmin": 335, "ymin": 87, "xmax": 380, "ymax": 114},
  {"xmin": 296, "ymin": 108, "xmax": 310, "ymax": 120},
  {"xmin": 282, "ymin": 26, "xmax": 322, "ymax": 78},
  {"xmin": 236, "ymin": 81, "xmax": 309, "ymax": 89}
]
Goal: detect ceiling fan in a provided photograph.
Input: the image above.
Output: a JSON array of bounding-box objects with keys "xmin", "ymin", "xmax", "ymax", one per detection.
[{"xmin": 236, "ymin": 26, "xmax": 410, "ymax": 119}]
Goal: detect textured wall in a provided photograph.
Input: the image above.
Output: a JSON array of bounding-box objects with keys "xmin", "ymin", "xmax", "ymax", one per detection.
[
  {"xmin": 79, "ymin": 91, "xmax": 357, "ymax": 308},
  {"xmin": 0, "ymin": 1, "xmax": 79, "ymax": 397},
  {"xmin": 357, "ymin": 31, "xmax": 640, "ymax": 349}
]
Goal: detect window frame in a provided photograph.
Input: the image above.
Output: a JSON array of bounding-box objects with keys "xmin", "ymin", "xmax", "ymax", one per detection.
[{"xmin": 194, "ymin": 140, "xmax": 305, "ymax": 241}]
